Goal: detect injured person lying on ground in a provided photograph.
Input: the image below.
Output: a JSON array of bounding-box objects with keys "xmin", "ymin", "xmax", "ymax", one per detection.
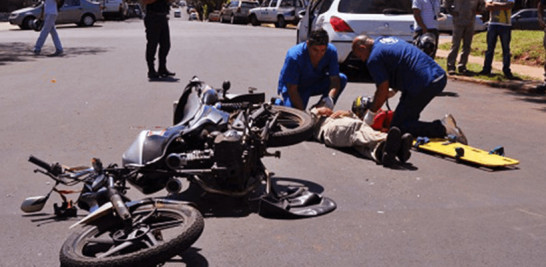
[{"xmin": 310, "ymin": 96, "xmax": 413, "ymax": 167}]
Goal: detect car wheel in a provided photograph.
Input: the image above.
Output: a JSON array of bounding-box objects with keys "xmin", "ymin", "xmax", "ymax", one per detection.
[
  {"xmin": 250, "ymin": 14, "xmax": 259, "ymax": 26},
  {"xmin": 276, "ymin": 16, "xmax": 286, "ymax": 28},
  {"xmin": 22, "ymin": 16, "xmax": 35, "ymax": 30},
  {"xmin": 80, "ymin": 14, "xmax": 95, "ymax": 27}
]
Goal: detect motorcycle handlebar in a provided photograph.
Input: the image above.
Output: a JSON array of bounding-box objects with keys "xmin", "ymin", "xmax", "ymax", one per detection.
[{"xmin": 28, "ymin": 155, "xmax": 52, "ymax": 173}]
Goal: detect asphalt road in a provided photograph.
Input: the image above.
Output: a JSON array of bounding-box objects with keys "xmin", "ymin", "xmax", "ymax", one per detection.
[{"xmin": 1, "ymin": 14, "xmax": 546, "ymax": 267}]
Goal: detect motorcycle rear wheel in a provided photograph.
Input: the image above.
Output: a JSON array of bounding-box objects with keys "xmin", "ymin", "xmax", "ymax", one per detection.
[
  {"xmin": 60, "ymin": 202, "xmax": 204, "ymax": 267},
  {"xmin": 267, "ymin": 105, "xmax": 314, "ymax": 147}
]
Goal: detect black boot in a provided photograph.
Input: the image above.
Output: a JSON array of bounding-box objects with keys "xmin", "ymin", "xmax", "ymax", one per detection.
[
  {"xmin": 382, "ymin": 127, "xmax": 401, "ymax": 167},
  {"xmin": 397, "ymin": 133, "xmax": 413, "ymax": 163},
  {"xmin": 158, "ymin": 67, "xmax": 175, "ymax": 77}
]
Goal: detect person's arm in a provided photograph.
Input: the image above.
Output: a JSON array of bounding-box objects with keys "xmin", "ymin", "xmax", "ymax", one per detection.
[
  {"xmin": 328, "ymin": 75, "xmax": 341, "ymax": 100},
  {"xmin": 539, "ymin": 2, "xmax": 545, "ymax": 29},
  {"xmin": 486, "ymin": 0, "xmax": 513, "ymax": 11},
  {"xmin": 286, "ymin": 83, "xmax": 304, "ymax": 110},
  {"xmin": 413, "ymin": 8, "xmax": 427, "ymax": 32},
  {"xmin": 364, "ymin": 81, "xmax": 390, "ymax": 125}
]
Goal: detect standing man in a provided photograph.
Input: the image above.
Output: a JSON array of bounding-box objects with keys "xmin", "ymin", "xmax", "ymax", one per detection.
[
  {"xmin": 351, "ymin": 35, "xmax": 467, "ymax": 144},
  {"xmin": 479, "ymin": 0, "xmax": 515, "ymax": 79},
  {"xmin": 412, "ymin": 0, "xmax": 441, "ymax": 58},
  {"xmin": 33, "ymin": 0, "xmax": 63, "ymax": 56},
  {"xmin": 143, "ymin": 0, "xmax": 175, "ymax": 79},
  {"xmin": 277, "ymin": 29, "xmax": 347, "ymax": 110},
  {"xmin": 537, "ymin": 0, "xmax": 546, "ymax": 93},
  {"xmin": 444, "ymin": 0, "xmax": 485, "ymax": 75}
]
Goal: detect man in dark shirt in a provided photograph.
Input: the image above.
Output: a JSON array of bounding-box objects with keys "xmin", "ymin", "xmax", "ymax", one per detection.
[{"xmin": 144, "ymin": 0, "xmax": 175, "ymax": 79}]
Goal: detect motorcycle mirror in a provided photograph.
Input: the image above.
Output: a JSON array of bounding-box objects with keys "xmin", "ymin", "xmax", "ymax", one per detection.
[
  {"xmin": 222, "ymin": 80, "xmax": 230, "ymax": 91},
  {"xmin": 20, "ymin": 195, "xmax": 49, "ymax": 213}
]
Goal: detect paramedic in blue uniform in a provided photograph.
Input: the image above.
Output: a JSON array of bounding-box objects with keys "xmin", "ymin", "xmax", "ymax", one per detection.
[
  {"xmin": 277, "ymin": 29, "xmax": 347, "ymax": 110},
  {"xmin": 351, "ymin": 35, "xmax": 466, "ymax": 144}
]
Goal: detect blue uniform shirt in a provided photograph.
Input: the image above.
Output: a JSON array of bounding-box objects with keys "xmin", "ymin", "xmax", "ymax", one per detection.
[
  {"xmin": 367, "ymin": 36, "xmax": 445, "ymax": 94},
  {"xmin": 277, "ymin": 42, "xmax": 340, "ymax": 95}
]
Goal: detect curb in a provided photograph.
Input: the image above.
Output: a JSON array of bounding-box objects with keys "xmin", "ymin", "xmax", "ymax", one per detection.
[{"xmin": 447, "ymin": 74, "xmax": 543, "ymax": 94}]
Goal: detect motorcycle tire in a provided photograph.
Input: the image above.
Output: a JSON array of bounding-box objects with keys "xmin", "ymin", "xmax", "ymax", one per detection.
[
  {"xmin": 267, "ymin": 105, "xmax": 314, "ymax": 147},
  {"xmin": 59, "ymin": 202, "xmax": 204, "ymax": 267}
]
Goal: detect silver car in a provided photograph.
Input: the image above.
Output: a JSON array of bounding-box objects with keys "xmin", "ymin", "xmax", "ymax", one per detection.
[{"xmin": 9, "ymin": 0, "xmax": 103, "ymax": 30}]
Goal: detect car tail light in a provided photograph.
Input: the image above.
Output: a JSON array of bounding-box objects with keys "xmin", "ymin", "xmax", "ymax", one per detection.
[{"xmin": 330, "ymin": 16, "xmax": 353, "ymax": 32}]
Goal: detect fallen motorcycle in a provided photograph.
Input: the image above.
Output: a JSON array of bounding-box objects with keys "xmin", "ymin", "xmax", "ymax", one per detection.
[{"xmin": 21, "ymin": 76, "xmax": 336, "ymax": 266}]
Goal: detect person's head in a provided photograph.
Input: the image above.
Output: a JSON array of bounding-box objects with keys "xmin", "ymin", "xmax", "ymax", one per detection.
[
  {"xmin": 306, "ymin": 29, "xmax": 329, "ymax": 63},
  {"xmin": 351, "ymin": 35, "xmax": 374, "ymax": 62}
]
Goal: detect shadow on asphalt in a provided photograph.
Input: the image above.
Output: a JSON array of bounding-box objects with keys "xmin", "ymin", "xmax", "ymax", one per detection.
[
  {"xmin": 0, "ymin": 42, "xmax": 108, "ymax": 65},
  {"xmin": 171, "ymin": 176, "xmax": 326, "ymax": 219}
]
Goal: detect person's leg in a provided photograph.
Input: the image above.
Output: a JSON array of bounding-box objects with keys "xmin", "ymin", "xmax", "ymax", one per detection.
[
  {"xmin": 48, "ymin": 15, "xmax": 62, "ymax": 54},
  {"xmin": 430, "ymin": 29, "xmax": 439, "ymax": 59},
  {"xmin": 145, "ymin": 16, "xmax": 160, "ymax": 77},
  {"xmin": 482, "ymin": 25, "xmax": 498, "ymax": 74},
  {"xmin": 390, "ymin": 76, "xmax": 447, "ymax": 138},
  {"xmin": 447, "ymin": 25, "xmax": 463, "ymax": 73},
  {"xmin": 34, "ymin": 14, "xmax": 57, "ymax": 53},
  {"xmin": 499, "ymin": 26, "xmax": 512, "ymax": 76},
  {"xmin": 158, "ymin": 17, "xmax": 173, "ymax": 75},
  {"xmin": 458, "ymin": 24, "xmax": 474, "ymax": 72}
]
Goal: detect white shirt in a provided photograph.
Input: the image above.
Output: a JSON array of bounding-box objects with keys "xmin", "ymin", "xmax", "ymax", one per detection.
[
  {"xmin": 44, "ymin": 0, "xmax": 58, "ymax": 15},
  {"xmin": 413, "ymin": 0, "xmax": 440, "ymax": 30}
]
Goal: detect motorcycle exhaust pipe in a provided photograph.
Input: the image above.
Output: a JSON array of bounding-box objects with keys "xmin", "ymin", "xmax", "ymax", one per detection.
[
  {"xmin": 166, "ymin": 153, "xmax": 186, "ymax": 169},
  {"xmin": 166, "ymin": 178, "xmax": 183, "ymax": 194}
]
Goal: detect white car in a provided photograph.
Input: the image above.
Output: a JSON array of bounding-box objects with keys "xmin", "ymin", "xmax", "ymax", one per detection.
[
  {"xmin": 248, "ymin": 0, "xmax": 306, "ymax": 28},
  {"xmin": 437, "ymin": 14, "xmax": 486, "ymax": 33},
  {"xmin": 297, "ymin": 0, "xmax": 415, "ymax": 67}
]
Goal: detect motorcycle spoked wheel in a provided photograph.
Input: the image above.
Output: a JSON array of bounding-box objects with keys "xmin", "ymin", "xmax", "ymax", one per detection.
[
  {"xmin": 267, "ymin": 105, "xmax": 314, "ymax": 147},
  {"xmin": 59, "ymin": 202, "xmax": 204, "ymax": 267}
]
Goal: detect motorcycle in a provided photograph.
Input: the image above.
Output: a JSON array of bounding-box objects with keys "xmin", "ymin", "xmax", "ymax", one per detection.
[{"xmin": 21, "ymin": 76, "xmax": 336, "ymax": 266}]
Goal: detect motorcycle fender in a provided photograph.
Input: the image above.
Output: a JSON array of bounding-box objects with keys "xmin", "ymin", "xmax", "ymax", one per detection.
[{"xmin": 69, "ymin": 202, "xmax": 113, "ymax": 229}]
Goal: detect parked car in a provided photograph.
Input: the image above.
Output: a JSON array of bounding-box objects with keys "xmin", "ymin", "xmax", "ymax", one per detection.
[
  {"xmin": 511, "ymin": 8, "xmax": 544, "ymax": 30},
  {"xmin": 219, "ymin": 0, "xmax": 258, "ymax": 24},
  {"xmin": 126, "ymin": 3, "xmax": 142, "ymax": 19},
  {"xmin": 9, "ymin": 0, "xmax": 103, "ymax": 30},
  {"xmin": 437, "ymin": 13, "xmax": 487, "ymax": 33},
  {"xmin": 208, "ymin": 10, "xmax": 221, "ymax": 22},
  {"xmin": 297, "ymin": 0, "xmax": 414, "ymax": 68},
  {"xmin": 99, "ymin": 0, "xmax": 128, "ymax": 20},
  {"xmin": 189, "ymin": 11, "xmax": 199, "ymax": 21},
  {"xmin": 248, "ymin": 0, "xmax": 306, "ymax": 28}
]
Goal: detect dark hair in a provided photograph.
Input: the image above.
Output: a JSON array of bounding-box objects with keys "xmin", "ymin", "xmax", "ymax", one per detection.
[{"xmin": 308, "ymin": 28, "xmax": 329, "ymax": 46}]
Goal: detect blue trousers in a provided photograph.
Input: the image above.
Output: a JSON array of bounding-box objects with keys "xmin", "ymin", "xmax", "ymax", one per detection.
[
  {"xmin": 483, "ymin": 24, "xmax": 511, "ymax": 74},
  {"xmin": 390, "ymin": 74, "xmax": 447, "ymax": 138},
  {"xmin": 34, "ymin": 14, "xmax": 63, "ymax": 52},
  {"xmin": 281, "ymin": 73, "xmax": 348, "ymax": 109}
]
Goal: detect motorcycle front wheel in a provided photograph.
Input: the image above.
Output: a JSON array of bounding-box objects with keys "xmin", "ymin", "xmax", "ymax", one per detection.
[
  {"xmin": 267, "ymin": 105, "xmax": 314, "ymax": 147},
  {"xmin": 60, "ymin": 201, "xmax": 204, "ymax": 267}
]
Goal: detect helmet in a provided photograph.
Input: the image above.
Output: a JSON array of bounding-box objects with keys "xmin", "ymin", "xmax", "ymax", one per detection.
[
  {"xmin": 417, "ymin": 32, "xmax": 436, "ymax": 57},
  {"xmin": 351, "ymin": 96, "xmax": 372, "ymax": 118},
  {"xmin": 31, "ymin": 18, "xmax": 43, "ymax": 32}
]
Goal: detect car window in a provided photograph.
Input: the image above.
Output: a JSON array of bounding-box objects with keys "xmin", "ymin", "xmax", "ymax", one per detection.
[
  {"xmin": 65, "ymin": 0, "xmax": 81, "ymax": 7},
  {"xmin": 317, "ymin": 0, "xmax": 333, "ymax": 14},
  {"xmin": 270, "ymin": 0, "xmax": 278, "ymax": 7},
  {"xmin": 261, "ymin": 0, "xmax": 270, "ymax": 7},
  {"xmin": 231, "ymin": 1, "xmax": 239, "ymax": 7},
  {"xmin": 241, "ymin": 2, "xmax": 256, "ymax": 8},
  {"xmin": 280, "ymin": 0, "xmax": 294, "ymax": 7},
  {"xmin": 338, "ymin": 0, "xmax": 412, "ymax": 14}
]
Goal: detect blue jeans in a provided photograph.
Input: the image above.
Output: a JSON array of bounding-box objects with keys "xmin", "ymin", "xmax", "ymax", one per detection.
[
  {"xmin": 390, "ymin": 74, "xmax": 447, "ymax": 138},
  {"xmin": 281, "ymin": 73, "xmax": 348, "ymax": 109},
  {"xmin": 34, "ymin": 14, "xmax": 63, "ymax": 52},
  {"xmin": 483, "ymin": 24, "xmax": 511, "ymax": 74}
]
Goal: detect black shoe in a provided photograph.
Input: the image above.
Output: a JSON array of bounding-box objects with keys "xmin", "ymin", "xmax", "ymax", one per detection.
[
  {"xmin": 398, "ymin": 133, "xmax": 413, "ymax": 163},
  {"xmin": 504, "ymin": 72, "xmax": 515, "ymax": 80},
  {"xmin": 478, "ymin": 70, "xmax": 491, "ymax": 76},
  {"xmin": 158, "ymin": 69, "xmax": 175, "ymax": 77},
  {"xmin": 382, "ymin": 127, "xmax": 401, "ymax": 167},
  {"xmin": 148, "ymin": 71, "xmax": 160, "ymax": 79},
  {"xmin": 458, "ymin": 66, "xmax": 467, "ymax": 74}
]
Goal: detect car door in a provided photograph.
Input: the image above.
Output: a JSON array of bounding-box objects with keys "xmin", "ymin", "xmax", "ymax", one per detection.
[
  {"xmin": 57, "ymin": 0, "xmax": 82, "ymax": 24},
  {"xmin": 264, "ymin": 0, "xmax": 278, "ymax": 22},
  {"xmin": 297, "ymin": 0, "xmax": 332, "ymax": 43},
  {"xmin": 254, "ymin": 0, "xmax": 269, "ymax": 21}
]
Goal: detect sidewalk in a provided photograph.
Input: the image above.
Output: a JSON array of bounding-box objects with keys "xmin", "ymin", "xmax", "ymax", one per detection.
[{"xmin": 437, "ymin": 37, "xmax": 544, "ymax": 93}]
